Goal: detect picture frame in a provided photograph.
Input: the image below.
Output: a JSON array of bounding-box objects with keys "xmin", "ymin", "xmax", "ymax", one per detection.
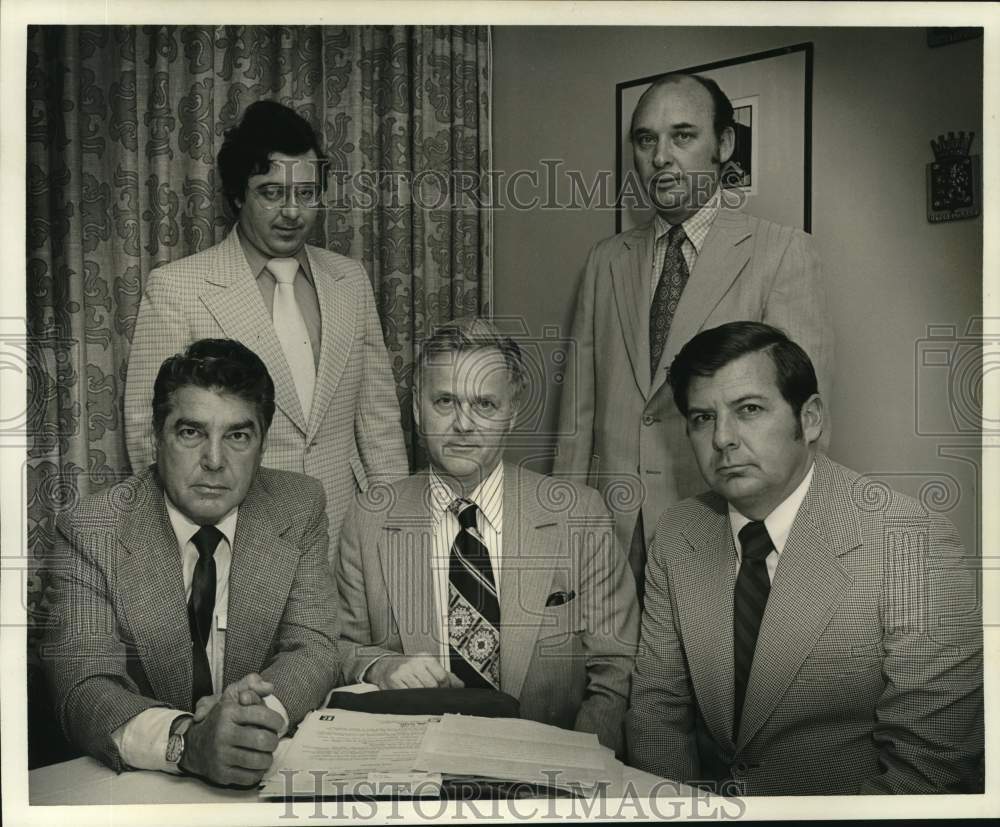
[{"xmin": 615, "ymin": 42, "xmax": 813, "ymax": 233}]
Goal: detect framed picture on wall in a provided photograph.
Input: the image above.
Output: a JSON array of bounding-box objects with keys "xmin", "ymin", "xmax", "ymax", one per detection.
[{"xmin": 615, "ymin": 42, "xmax": 813, "ymax": 233}]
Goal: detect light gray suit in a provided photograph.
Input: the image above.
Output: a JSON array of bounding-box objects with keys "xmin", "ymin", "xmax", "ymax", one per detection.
[
  {"xmin": 337, "ymin": 465, "xmax": 639, "ymax": 755},
  {"xmin": 627, "ymin": 454, "xmax": 983, "ymax": 795},
  {"xmin": 124, "ymin": 229, "xmax": 409, "ymax": 559},
  {"xmin": 554, "ymin": 210, "xmax": 834, "ymax": 580}
]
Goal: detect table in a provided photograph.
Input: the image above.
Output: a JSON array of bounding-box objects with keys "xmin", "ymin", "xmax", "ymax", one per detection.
[{"xmin": 29, "ymin": 753, "xmax": 693, "ymax": 806}]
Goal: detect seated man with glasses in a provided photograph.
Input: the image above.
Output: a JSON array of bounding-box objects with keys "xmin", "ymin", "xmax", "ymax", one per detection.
[{"xmin": 124, "ymin": 100, "xmax": 409, "ymax": 564}]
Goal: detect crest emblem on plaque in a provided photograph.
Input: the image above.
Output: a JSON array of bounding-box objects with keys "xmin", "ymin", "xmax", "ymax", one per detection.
[{"xmin": 927, "ymin": 131, "xmax": 981, "ymax": 223}]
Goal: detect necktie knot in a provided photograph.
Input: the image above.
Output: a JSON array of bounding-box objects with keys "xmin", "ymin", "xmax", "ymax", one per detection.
[
  {"xmin": 451, "ymin": 498, "xmax": 479, "ymax": 530},
  {"xmin": 192, "ymin": 524, "xmax": 223, "ymax": 560},
  {"xmin": 666, "ymin": 222, "xmax": 687, "ymax": 249},
  {"xmin": 738, "ymin": 521, "xmax": 773, "ymax": 562},
  {"xmin": 268, "ymin": 257, "xmax": 299, "ymax": 285}
]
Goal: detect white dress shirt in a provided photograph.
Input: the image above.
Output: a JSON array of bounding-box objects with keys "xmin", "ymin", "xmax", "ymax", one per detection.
[
  {"xmin": 649, "ymin": 188, "xmax": 721, "ymax": 302},
  {"xmin": 727, "ymin": 463, "xmax": 816, "ymax": 584},
  {"xmin": 110, "ymin": 498, "xmax": 288, "ymax": 772}
]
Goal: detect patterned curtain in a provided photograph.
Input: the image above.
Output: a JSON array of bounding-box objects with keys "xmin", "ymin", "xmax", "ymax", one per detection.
[{"xmin": 25, "ymin": 25, "xmax": 492, "ymax": 641}]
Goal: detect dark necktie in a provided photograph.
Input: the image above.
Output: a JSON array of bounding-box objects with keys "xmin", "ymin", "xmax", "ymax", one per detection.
[
  {"xmin": 649, "ymin": 222, "xmax": 690, "ymax": 381},
  {"xmin": 733, "ymin": 520, "xmax": 773, "ymax": 740},
  {"xmin": 447, "ymin": 499, "xmax": 501, "ymax": 689},
  {"xmin": 188, "ymin": 524, "xmax": 222, "ymax": 707}
]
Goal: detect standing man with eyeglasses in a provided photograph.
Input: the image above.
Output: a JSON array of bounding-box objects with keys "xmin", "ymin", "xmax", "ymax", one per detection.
[{"xmin": 125, "ymin": 101, "xmax": 408, "ymax": 560}]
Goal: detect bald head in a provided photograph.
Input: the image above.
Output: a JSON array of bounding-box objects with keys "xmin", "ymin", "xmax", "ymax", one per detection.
[
  {"xmin": 629, "ymin": 73, "xmax": 736, "ymax": 223},
  {"xmin": 630, "ymin": 73, "xmax": 734, "ymax": 142}
]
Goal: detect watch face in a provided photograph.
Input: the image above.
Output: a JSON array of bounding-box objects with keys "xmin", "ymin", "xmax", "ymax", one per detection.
[{"xmin": 165, "ymin": 733, "xmax": 184, "ymax": 764}]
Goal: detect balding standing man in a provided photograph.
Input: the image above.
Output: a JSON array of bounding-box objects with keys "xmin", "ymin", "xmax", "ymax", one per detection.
[{"xmin": 555, "ymin": 74, "xmax": 833, "ymax": 604}]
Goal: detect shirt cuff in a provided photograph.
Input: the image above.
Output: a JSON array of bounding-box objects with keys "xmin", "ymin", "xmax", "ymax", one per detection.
[
  {"xmin": 110, "ymin": 708, "xmax": 188, "ymax": 774},
  {"xmin": 359, "ymin": 654, "xmax": 389, "ymax": 684},
  {"xmin": 264, "ymin": 692, "xmax": 290, "ymax": 738}
]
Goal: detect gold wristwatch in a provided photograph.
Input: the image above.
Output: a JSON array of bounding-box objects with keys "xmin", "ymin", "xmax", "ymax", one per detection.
[{"xmin": 165, "ymin": 714, "xmax": 194, "ymax": 766}]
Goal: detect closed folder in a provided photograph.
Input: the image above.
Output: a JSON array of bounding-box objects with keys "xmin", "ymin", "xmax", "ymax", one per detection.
[{"xmin": 327, "ymin": 687, "xmax": 520, "ymax": 718}]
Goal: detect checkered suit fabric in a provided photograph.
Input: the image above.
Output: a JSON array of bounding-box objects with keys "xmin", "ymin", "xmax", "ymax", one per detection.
[
  {"xmin": 42, "ymin": 466, "xmax": 342, "ymax": 773},
  {"xmin": 123, "ymin": 230, "xmax": 409, "ymax": 564}
]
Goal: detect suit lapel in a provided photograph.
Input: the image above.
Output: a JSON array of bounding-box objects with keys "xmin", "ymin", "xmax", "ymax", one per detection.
[
  {"xmin": 381, "ymin": 475, "xmax": 439, "ymax": 656},
  {"xmin": 199, "ymin": 230, "xmax": 309, "ymax": 433},
  {"xmin": 306, "ymin": 247, "xmax": 356, "ymax": 442},
  {"xmin": 737, "ymin": 457, "xmax": 861, "ymax": 747},
  {"xmin": 679, "ymin": 500, "xmax": 739, "ymax": 750},
  {"xmin": 610, "ymin": 225, "xmax": 654, "ymax": 398},
  {"xmin": 116, "ymin": 473, "xmax": 193, "ymax": 711},
  {"xmin": 499, "ymin": 465, "xmax": 558, "ymax": 699},
  {"xmin": 650, "ymin": 210, "xmax": 753, "ymax": 396},
  {"xmin": 224, "ymin": 476, "xmax": 301, "ymax": 685}
]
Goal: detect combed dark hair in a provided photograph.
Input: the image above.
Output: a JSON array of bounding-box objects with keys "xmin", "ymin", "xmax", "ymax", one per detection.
[
  {"xmin": 217, "ymin": 100, "xmax": 327, "ymax": 213},
  {"xmin": 631, "ymin": 73, "xmax": 735, "ymax": 141},
  {"xmin": 152, "ymin": 339, "xmax": 276, "ymax": 436},
  {"xmin": 416, "ymin": 318, "xmax": 529, "ymax": 403},
  {"xmin": 668, "ymin": 322, "xmax": 818, "ymax": 418}
]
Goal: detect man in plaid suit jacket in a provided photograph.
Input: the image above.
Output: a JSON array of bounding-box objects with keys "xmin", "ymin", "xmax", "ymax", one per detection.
[
  {"xmin": 627, "ymin": 322, "xmax": 983, "ymax": 795},
  {"xmin": 45, "ymin": 340, "xmax": 341, "ymax": 786},
  {"xmin": 124, "ymin": 102, "xmax": 408, "ymax": 561}
]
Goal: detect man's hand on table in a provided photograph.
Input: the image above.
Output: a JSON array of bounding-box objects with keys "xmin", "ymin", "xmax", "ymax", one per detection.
[
  {"xmin": 367, "ymin": 653, "xmax": 464, "ymax": 690},
  {"xmin": 193, "ymin": 673, "xmax": 275, "ymax": 721},
  {"xmin": 180, "ymin": 673, "xmax": 284, "ymax": 786}
]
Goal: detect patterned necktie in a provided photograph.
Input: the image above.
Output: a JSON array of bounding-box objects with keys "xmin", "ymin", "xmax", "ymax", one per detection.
[
  {"xmin": 188, "ymin": 524, "xmax": 222, "ymax": 707},
  {"xmin": 267, "ymin": 257, "xmax": 315, "ymax": 420},
  {"xmin": 733, "ymin": 520, "xmax": 773, "ymax": 740},
  {"xmin": 447, "ymin": 499, "xmax": 501, "ymax": 689},
  {"xmin": 649, "ymin": 223, "xmax": 689, "ymax": 381}
]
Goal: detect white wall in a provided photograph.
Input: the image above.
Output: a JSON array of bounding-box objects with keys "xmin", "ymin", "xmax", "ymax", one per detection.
[{"xmin": 492, "ymin": 26, "xmax": 983, "ymax": 553}]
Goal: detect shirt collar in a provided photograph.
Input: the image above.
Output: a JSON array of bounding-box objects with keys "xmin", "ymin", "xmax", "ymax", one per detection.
[
  {"xmin": 164, "ymin": 495, "xmax": 239, "ymax": 551},
  {"xmin": 236, "ymin": 226, "xmax": 314, "ymax": 285},
  {"xmin": 728, "ymin": 462, "xmax": 815, "ymax": 557},
  {"xmin": 653, "ymin": 187, "xmax": 721, "ymax": 255},
  {"xmin": 428, "ymin": 462, "xmax": 504, "ymax": 535}
]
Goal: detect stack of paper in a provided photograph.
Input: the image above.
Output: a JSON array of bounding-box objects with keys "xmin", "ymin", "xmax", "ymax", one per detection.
[
  {"xmin": 260, "ymin": 709, "xmax": 622, "ymax": 799},
  {"xmin": 259, "ymin": 710, "xmax": 442, "ymax": 798},
  {"xmin": 415, "ymin": 714, "xmax": 621, "ymax": 792}
]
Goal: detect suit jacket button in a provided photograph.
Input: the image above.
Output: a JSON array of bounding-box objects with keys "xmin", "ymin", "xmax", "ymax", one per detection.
[{"xmin": 642, "ymin": 414, "xmax": 654, "ymax": 425}]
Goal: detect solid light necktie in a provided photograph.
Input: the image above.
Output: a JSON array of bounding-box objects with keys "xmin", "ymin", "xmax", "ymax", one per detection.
[
  {"xmin": 188, "ymin": 524, "xmax": 222, "ymax": 707},
  {"xmin": 267, "ymin": 257, "xmax": 315, "ymax": 420},
  {"xmin": 733, "ymin": 520, "xmax": 773, "ymax": 740},
  {"xmin": 447, "ymin": 498, "xmax": 501, "ymax": 689}
]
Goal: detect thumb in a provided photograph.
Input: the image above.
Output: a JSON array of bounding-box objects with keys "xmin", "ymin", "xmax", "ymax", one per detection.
[{"xmin": 193, "ymin": 694, "xmax": 219, "ymax": 722}]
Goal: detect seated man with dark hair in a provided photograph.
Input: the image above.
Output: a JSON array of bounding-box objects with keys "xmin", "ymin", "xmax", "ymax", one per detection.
[
  {"xmin": 43, "ymin": 339, "xmax": 341, "ymax": 786},
  {"xmin": 627, "ymin": 321, "xmax": 983, "ymax": 795}
]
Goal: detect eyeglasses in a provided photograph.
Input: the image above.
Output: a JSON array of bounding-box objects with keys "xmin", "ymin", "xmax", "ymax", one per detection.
[{"xmin": 250, "ymin": 184, "xmax": 323, "ymax": 209}]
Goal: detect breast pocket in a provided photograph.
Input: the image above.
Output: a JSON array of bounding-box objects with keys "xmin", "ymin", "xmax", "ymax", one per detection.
[{"xmin": 536, "ymin": 601, "xmax": 585, "ymax": 644}]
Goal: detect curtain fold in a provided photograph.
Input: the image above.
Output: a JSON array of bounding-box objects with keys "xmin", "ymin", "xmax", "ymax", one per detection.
[{"xmin": 25, "ymin": 24, "xmax": 492, "ymax": 641}]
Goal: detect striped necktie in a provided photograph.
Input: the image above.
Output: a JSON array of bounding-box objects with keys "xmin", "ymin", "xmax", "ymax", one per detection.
[
  {"xmin": 733, "ymin": 520, "xmax": 772, "ymax": 740},
  {"xmin": 447, "ymin": 498, "xmax": 501, "ymax": 689}
]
